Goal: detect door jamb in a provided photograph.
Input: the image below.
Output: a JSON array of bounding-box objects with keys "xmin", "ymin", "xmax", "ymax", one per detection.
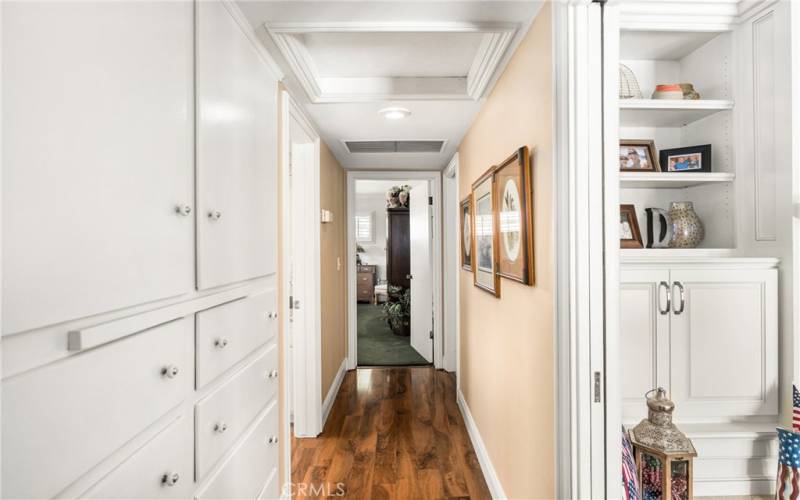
[{"xmin": 346, "ymin": 170, "xmax": 443, "ymax": 369}]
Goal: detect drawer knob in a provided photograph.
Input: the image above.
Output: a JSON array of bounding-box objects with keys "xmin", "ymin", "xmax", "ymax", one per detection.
[
  {"xmin": 174, "ymin": 204, "xmax": 192, "ymax": 216},
  {"xmin": 266, "ymin": 435, "xmax": 278, "ymax": 445},
  {"xmin": 214, "ymin": 422, "xmax": 228, "ymax": 434},
  {"xmin": 266, "ymin": 369, "xmax": 279, "ymax": 380},
  {"xmin": 214, "ymin": 337, "xmax": 229, "ymax": 349},
  {"xmin": 162, "ymin": 472, "xmax": 180, "ymax": 487},
  {"xmin": 208, "ymin": 210, "xmax": 222, "ymax": 220},
  {"xmin": 161, "ymin": 365, "xmax": 180, "ymax": 379},
  {"xmin": 267, "ymin": 311, "xmax": 278, "ymax": 320}
]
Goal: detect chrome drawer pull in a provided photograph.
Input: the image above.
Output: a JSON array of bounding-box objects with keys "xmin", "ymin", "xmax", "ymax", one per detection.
[
  {"xmin": 266, "ymin": 435, "xmax": 278, "ymax": 445},
  {"xmin": 672, "ymin": 281, "xmax": 686, "ymax": 315},
  {"xmin": 658, "ymin": 281, "xmax": 671, "ymax": 315},
  {"xmin": 214, "ymin": 422, "xmax": 228, "ymax": 434},
  {"xmin": 214, "ymin": 337, "xmax": 229, "ymax": 349},
  {"xmin": 162, "ymin": 472, "xmax": 180, "ymax": 487},
  {"xmin": 161, "ymin": 365, "xmax": 180, "ymax": 379}
]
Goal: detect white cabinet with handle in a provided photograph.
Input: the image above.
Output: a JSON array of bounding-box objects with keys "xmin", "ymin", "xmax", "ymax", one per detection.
[{"xmin": 620, "ymin": 258, "xmax": 778, "ymax": 422}]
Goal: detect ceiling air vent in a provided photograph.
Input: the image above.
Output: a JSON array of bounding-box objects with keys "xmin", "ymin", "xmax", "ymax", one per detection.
[{"xmin": 345, "ymin": 140, "xmax": 445, "ymax": 154}]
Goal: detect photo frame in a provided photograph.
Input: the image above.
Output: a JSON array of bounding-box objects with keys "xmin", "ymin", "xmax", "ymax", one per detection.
[
  {"xmin": 620, "ymin": 204, "xmax": 643, "ymax": 249},
  {"xmin": 659, "ymin": 144, "xmax": 712, "ymax": 173},
  {"xmin": 619, "ymin": 140, "xmax": 660, "ymax": 172},
  {"xmin": 471, "ymin": 167, "xmax": 500, "ymax": 297},
  {"xmin": 493, "ymin": 146, "xmax": 534, "ymax": 285},
  {"xmin": 460, "ymin": 195, "xmax": 473, "ymax": 271}
]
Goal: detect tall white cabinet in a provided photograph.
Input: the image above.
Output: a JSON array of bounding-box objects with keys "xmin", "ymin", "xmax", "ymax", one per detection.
[
  {"xmin": 2, "ymin": 1, "xmax": 283, "ymax": 498},
  {"xmin": 611, "ymin": 0, "xmax": 795, "ymax": 495}
]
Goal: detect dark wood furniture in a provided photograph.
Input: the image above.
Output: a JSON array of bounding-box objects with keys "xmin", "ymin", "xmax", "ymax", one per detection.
[
  {"xmin": 356, "ymin": 265, "xmax": 376, "ymax": 303},
  {"xmin": 386, "ymin": 208, "xmax": 410, "ymax": 289}
]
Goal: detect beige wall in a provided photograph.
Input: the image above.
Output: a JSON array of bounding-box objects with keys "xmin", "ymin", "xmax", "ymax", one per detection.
[
  {"xmin": 457, "ymin": 5, "xmax": 554, "ymax": 498},
  {"xmin": 319, "ymin": 140, "xmax": 348, "ymax": 400}
]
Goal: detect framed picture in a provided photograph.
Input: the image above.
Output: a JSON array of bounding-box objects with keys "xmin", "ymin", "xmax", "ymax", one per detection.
[
  {"xmin": 493, "ymin": 146, "xmax": 534, "ymax": 285},
  {"xmin": 471, "ymin": 167, "xmax": 500, "ymax": 297},
  {"xmin": 659, "ymin": 144, "xmax": 711, "ymax": 173},
  {"xmin": 460, "ymin": 196, "xmax": 473, "ymax": 271},
  {"xmin": 619, "ymin": 140, "xmax": 659, "ymax": 172},
  {"xmin": 620, "ymin": 204, "xmax": 643, "ymax": 249}
]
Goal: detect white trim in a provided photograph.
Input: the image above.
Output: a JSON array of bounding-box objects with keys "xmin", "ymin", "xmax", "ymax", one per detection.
[
  {"xmin": 320, "ymin": 359, "xmax": 347, "ymax": 428},
  {"xmin": 456, "ymin": 390, "xmax": 506, "ymax": 499},
  {"xmin": 346, "ymin": 170, "xmax": 444, "ymax": 370},
  {"xmin": 442, "ymin": 153, "xmax": 459, "ymax": 373},
  {"xmin": 279, "ymin": 91, "xmax": 292, "ymax": 494},
  {"xmin": 219, "ymin": 0, "xmax": 284, "ymax": 81}
]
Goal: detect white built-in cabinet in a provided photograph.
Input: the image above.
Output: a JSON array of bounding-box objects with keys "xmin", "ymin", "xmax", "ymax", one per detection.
[{"xmin": 2, "ymin": 1, "xmax": 283, "ymax": 498}]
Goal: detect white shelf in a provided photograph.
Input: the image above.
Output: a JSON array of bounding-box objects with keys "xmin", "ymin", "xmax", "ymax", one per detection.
[
  {"xmin": 620, "ymin": 171, "xmax": 735, "ymax": 189},
  {"xmin": 620, "ymin": 99, "xmax": 734, "ymax": 127}
]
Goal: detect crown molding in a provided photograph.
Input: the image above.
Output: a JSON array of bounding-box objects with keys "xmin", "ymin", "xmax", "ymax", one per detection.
[
  {"xmin": 265, "ymin": 22, "xmax": 517, "ymax": 103},
  {"xmin": 219, "ymin": 0, "xmax": 284, "ymax": 80},
  {"xmin": 617, "ymin": 0, "xmax": 778, "ymax": 30}
]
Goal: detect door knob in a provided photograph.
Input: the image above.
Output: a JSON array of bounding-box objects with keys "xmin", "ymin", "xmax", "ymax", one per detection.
[
  {"xmin": 266, "ymin": 435, "xmax": 278, "ymax": 445},
  {"xmin": 161, "ymin": 365, "xmax": 180, "ymax": 379},
  {"xmin": 214, "ymin": 422, "xmax": 228, "ymax": 434},
  {"xmin": 266, "ymin": 369, "xmax": 279, "ymax": 379},
  {"xmin": 214, "ymin": 337, "xmax": 229, "ymax": 349},
  {"xmin": 162, "ymin": 472, "xmax": 180, "ymax": 487},
  {"xmin": 208, "ymin": 210, "xmax": 222, "ymax": 220},
  {"xmin": 174, "ymin": 204, "xmax": 192, "ymax": 216},
  {"xmin": 267, "ymin": 311, "xmax": 278, "ymax": 319},
  {"xmin": 406, "ymin": 274, "xmax": 413, "ymax": 280}
]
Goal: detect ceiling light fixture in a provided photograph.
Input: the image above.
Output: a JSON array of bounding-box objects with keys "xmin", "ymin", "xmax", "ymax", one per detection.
[{"xmin": 379, "ymin": 107, "xmax": 411, "ymax": 120}]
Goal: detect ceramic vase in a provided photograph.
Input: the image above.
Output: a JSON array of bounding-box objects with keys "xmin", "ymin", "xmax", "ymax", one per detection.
[{"xmin": 668, "ymin": 201, "xmax": 704, "ymax": 248}]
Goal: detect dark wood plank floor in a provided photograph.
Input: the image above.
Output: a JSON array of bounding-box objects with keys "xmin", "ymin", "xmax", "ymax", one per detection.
[{"xmin": 291, "ymin": 367, "xmax": 492, "ymax": 499}]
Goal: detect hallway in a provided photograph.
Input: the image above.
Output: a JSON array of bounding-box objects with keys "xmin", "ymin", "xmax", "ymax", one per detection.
[{"xmin": 291, "ymin": 368, "xmax": 491, "ymax": 499}]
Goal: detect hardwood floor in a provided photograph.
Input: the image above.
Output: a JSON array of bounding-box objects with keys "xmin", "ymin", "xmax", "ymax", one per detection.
[{"xmin": 291, "ymin": 367, "xmax": 492, "ymax": 499}]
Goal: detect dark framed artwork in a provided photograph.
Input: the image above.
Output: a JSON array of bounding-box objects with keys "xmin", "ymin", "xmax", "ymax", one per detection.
[
  {"xmin": 460, "ymin": 195, "xmax": 473, "ymax": 271},
  {"xmin": 493, "ymin": 146, "xmax": 534, "ymax": 285},
  {"xmin": 659, "ymin": 144, "xmax": 712, "ymax": 173},
  {"xmin": 471, "ymin": 167, "xmax": 500, "ymax": 297},
  {"xmin": 620, "ymin": 204, "xmax": 643, "ymax": 249},
  {"xmin": 619, "ymin": 139, "xmax": 660, "ymax": 172}
]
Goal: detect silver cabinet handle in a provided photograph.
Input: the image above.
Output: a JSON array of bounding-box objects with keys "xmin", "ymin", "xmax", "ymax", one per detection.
[
  {"xmin": 214, "ymin": 422, "xmax": 228, "ymax": 434},
  {"xmin": 214, "ymin": 337, "xmax": 229, "ymax": 349},
  {"xmin": 162, "ymin": 472, "xmax": 180, "ymax": 487},
  {"xmin": 266, "ymin": 435, "xmax": 278, "ymax": 445},
  {"xmin": 208, "ymin": 210, "xmax": 222, "ymax": 220},
  {"xmin": 672, "ymin": 281, "xmax": 686, "ymax": 315},
  {"xmin": 161, "ymin": 365, "xmax": 180, "ymax": 379},
  {"xmin": 406, "ymin": 274, "xmax": 413, "ymax": 280},
  {"xmin": 267, "ymin": 311, "xmax": 278, "ymax": 319},
  {"xmin": 174, "ymin": 204, "xmax": 192, "ymax": 216},
  {"xmin": 266, "ymin": 369, "xmax": 279, "ymax": 380},
  {"xmin": 658, "ymin": 281, "xmax": 671, "ymax": 315}
]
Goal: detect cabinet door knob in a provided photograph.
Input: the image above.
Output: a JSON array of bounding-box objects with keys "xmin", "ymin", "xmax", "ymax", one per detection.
[
  {"xmin": 161, "ymin": 365, "xmax": 180, "ymax": 379},
  {"xmin": 266, "ymin": 435, "xmax": 278, "ymax": 445},
  {"xmin": 266, "ymin": 369, "xmax": 279, "ymax": 380},
  {"xmin": 208, "ymin": 210, "xmax": 222, "ymax": 220},
  {"xmin": 162, "ymin": 472, "xmax": 180, "ymax": 487},
  {"xmin": 175, "ymin": 204, "xmax": 192, "ymax": 216},
  {"xmin": 406, "ymin": 274, "xmax": 413, "ymax": 280},
  {"xmin": 214, "ymin": 422, "xmax": 228, "ymax": 434},
  {"xmin": 214, "ymin": 337, "xmax": 229, "ymax": 349},
  {"xmin": 267, "ymin": 311, "xmax": 278, "ymax": 319}
]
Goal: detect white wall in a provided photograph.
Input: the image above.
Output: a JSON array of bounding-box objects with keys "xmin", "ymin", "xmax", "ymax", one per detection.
[{"xmin": 354, "ymin": 192, "xmax": 388, "ymax": 280}]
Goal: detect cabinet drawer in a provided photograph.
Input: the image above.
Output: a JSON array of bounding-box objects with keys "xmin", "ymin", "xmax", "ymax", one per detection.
[
  {"xmin": 357, "ymin": 273, "xmax": 373, "ymax": 283},
  {"xmin": 2, "ymin": 319, "xmax": 193, "ymax": 499},
  {"xmin": 196, "ymin": 290, "xmax": 278, "ymax": 388},
  {"xmin": 196, "ymin": 402, "xmax": 279, "ymax": 500},
  {"xmin": 83, "ymin": 412, "xmax": 194, "ymax": 499},
  {"xmin": 195, "ymin": 343, "xmax": 278, "ymax": 481},
  {"xmin": 357, "ymin": 287, "xmax": 373, "ymax": 299}
]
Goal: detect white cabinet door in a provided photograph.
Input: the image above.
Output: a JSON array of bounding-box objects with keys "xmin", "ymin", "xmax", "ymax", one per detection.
[
  {"xmin": 620, "ymin": 268, "xmax": 671, "ymax": 420},
  {"xmin": 2, "ymin": 1, "xmax": 195, "ymax": 335},
  {"xmin": 196, "ymin": 0, "xmax": 278, "ymax": 290},
  {"xmin": 669, "ymin": 268, "xmax": 778, "ymax": 418}
]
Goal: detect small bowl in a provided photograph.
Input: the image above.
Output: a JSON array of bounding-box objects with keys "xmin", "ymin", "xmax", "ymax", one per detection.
[{"xmin": 652, "ymin": 84, "xmax": 683, "ymax": 100}]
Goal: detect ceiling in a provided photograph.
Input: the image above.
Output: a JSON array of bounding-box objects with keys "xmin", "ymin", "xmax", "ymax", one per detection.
[{"xmin": 237, "ymin": 1, "xmax": 544, "ymax": 171}]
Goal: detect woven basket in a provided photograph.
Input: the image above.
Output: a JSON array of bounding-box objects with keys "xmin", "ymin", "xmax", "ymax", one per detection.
[{"xmin": 619, "ymin": 64, "xmax": 642, "ymax": 99}]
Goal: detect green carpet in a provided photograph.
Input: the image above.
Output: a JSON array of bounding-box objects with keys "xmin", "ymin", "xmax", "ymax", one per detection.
[{"xmin": 357, "ymin": 304, "xmax": 428, "ymax": 366}]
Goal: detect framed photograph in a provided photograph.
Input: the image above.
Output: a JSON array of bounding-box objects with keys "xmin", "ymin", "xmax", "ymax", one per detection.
[
  {"xmin": 471, "ymin": 167, "xmax": 500, "ymax": 297},
  {"xmin": 620, "ymin": 204, "xmax": 643, "ymax": 249},
  {"xmin": 619, "ymin": 140, "xmax": 660, "ymax": 172},
  {"xmin": 460, "ymin": 196, "xmax": 473, "ymax": 271},
  {"xmin": 659, "ymin": 144, "xmax": 711, "ymax": 173},
  {"xmin": 493, "ymin": 146, "xmax": 534, "ymax": 285}
]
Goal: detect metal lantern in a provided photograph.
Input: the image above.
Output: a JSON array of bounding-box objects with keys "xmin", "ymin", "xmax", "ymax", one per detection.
[
  {"xmin": 619, "ymin": 63, "xmax": 643, "ymax": 99},
  {"xmin": 630, "ymin": 388, "xmax": 697, "ymax": 500}
]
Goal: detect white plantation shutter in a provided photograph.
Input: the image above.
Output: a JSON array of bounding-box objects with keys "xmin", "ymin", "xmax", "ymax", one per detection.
[{"xmin": 355, "ymin": 213, "xmax": 374, "ymax": 242}]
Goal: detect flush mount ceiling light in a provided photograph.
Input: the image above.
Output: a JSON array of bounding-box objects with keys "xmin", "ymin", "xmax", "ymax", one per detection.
[{"xmin": 379, "ymin": 107, "xmax": 411, "ymax": 120}]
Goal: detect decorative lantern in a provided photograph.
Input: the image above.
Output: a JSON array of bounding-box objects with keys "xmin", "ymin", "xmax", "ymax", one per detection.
[{"xmin": 629, "ymin": 388, "xmax": 697, "ymax": 500}]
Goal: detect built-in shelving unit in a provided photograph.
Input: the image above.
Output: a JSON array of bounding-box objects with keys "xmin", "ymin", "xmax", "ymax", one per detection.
[
  {"xmin": 619, "ymin": 99, "xmax": 734, "ymax": 127},
  {"xmin": 619, "ymin": 171, "xmax": 734, "ymax": 189}
]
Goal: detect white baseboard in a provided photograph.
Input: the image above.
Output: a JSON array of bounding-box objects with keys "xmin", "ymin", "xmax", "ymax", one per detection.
[
  {"xmin": 457, "ymin": 389, "xmax": 506, "ymax": 499},
  {"xmin": 321, "ymin": 358, "xmax": 347, "ymax": 429}
]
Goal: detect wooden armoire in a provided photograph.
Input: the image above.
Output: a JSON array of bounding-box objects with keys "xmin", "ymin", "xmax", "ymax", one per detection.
[{"xmin": 386, "ymin": 208, "xmax": 410, "ymax": 289}]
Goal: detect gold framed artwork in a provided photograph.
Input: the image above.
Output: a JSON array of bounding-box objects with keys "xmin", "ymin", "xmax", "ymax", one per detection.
[
  {"xmin": 471, "ymin": 167, "xmax": 500, "ymax": 297},
  {"xmin": 493, "ymin": 146, "xmax": 534, "ymax": 285},
  {"xmin": 460, "ymin": 196, "xmax": 473, "ymax": 271},
  {"xmin": 619, "ymin": 139, "xmax": 660, "ymax": 172}
]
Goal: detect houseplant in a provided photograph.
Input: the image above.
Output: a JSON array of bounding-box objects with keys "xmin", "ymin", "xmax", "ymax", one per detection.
[{"xmin": 382, "ymin": 285, "xmax": 410, "ymax": 336}]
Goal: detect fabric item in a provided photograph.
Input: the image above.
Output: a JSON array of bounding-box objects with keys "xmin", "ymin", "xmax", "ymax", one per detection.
[
  {"xmin": 793, "ymin": 384, "xmax": 800, "ymax": 432},
  {"xmin": 357, "ymin": 304, "xmax": 428, "ymax": 366},
  {"xmin": 777, "ymin": 427, "xmax": 800, "ymax": 498},
  {"xmin": 622, "ymin": 426, "xmax": 641, "ymax": 500}
]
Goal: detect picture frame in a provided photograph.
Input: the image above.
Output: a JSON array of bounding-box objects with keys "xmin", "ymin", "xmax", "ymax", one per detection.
[
  {"xmin": 619, "ymin": 139, "xmax": 660, "ymax": 172},
  {"xmin": 471, "ymin": 167, "xmax": 500, "ymax": 297},
  {"xmin": 659, "ymin": 144, "xmax": 712, "ymax": 173},
  {"xmin": 493, "ymin": 146, "xmax": 535, "ymax": 285},
  {"xmin": 460, "ymin": 195, "xmax": 473, "ymax": 271},
  {"xmin": 620, "ymin": 204, "xmax": 643, "ymax": 249}
]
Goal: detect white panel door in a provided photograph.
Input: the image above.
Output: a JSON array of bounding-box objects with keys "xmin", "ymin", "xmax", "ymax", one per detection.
[
  {"xmin": 196, "ymin": 0, "xmax": 278, "ymax": 290},
  {"xmin": 620, "ymin": 268, "xmax": 670, "ymax": 421},
  {"xmin": 409, "ymin": 182, "xmax": 433, "ymax": 363},
  {"xmin": 2, "ymin": 1, "xmax": 194, "ymax": 335},
  {"xmin": 669, "ymin": 268, "xmax": 778, "ymax": 418}
]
